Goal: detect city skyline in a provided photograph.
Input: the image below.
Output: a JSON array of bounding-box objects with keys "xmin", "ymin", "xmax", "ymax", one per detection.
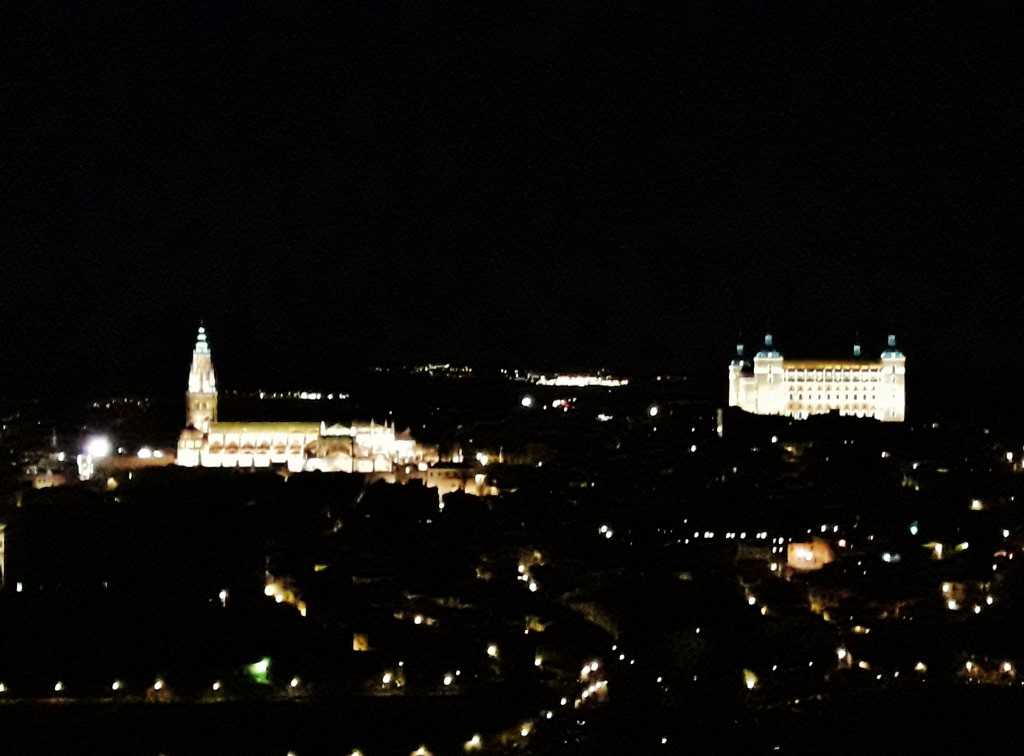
[
  {"xmin": 5, "ymin": 6, "xmax": 1024, "ymax": 750},
  {"xmin": 3, "ymin": 4, "xmax": 1020, "ymax": 419}
]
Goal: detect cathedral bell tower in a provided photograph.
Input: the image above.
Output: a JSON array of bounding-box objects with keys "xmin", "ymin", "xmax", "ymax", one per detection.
[{"xmin": 186, "ymin": 325, "xmax": 217, "ymax": 432}]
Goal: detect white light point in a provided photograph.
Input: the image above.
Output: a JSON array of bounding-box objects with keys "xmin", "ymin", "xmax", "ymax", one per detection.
[{"xmin": 87, "ymin": 436, "xmax": 112, "ymax": 458}]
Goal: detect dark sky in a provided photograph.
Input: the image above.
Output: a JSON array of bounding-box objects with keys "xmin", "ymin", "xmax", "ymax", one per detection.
[{"xmin": 2, "ymin": 3, "xmax": 1022, "ymax": 414}]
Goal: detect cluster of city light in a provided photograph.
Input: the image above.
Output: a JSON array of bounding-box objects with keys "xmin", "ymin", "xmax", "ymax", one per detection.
[
  {"xmin": 575, "ymin": 659, "xmax": 608, "ymax": 707},
  {"xmin": 380, "ymin": 662, "xmax": 406, "ymax": 691},
  {"xmin": 264, "ymin": 576, "xmax": 307, "ymax": 616},
  {"xmin": 517, "ymin": 552, "xmax": 545, "ymax": 594},
  {"xmin": 516, "ymin": 562, "xmax": 540, "ymax": 592},
  {"xmin": 0, "ymin": 666, "xmax": 308, "ymax": 701},
  {"xmin": 941, "ymin": 581, "xmax": 996, "ymax": 613},
  {"xmin": 250, "ymin": 390, "xmax": 349, "ymax": 401},
  {"xmin": 394, "ymin": 610, "xmax": 438, "ymax": 627},
  {"xmin": 961, "ymin": 658, "xmax": 1019, "ymax": 685},
  {"xmin": 533, "ymin": 375, "xmax": 628, "ymax": 388}
]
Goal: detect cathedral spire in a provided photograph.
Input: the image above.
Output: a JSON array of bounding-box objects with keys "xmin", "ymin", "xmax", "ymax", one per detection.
[
  {"xmin": 188, "ymin": 325, "xmax": 216, "ymax": 392},
  {"xmin": 186, "ymin": 324, "xmax": 217, "ymax": 431}
]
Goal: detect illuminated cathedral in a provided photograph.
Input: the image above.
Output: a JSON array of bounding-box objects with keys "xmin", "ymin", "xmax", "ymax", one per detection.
[
  {"xmin": 728, "ymin": 333, "xmax": 906, "ymax": 422},
  {"xmin": 176, "ymin": 326, "xmax": 436, "ymax": 472}
]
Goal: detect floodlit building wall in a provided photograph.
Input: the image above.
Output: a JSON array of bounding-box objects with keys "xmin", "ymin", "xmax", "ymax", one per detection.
[
  {"xmin": 787, "ymin": 539, "xmax": 835, "ymax": 571},
  {"xmin": 729, "ymin": 335, "xmax": 906, "ymax": 422}
]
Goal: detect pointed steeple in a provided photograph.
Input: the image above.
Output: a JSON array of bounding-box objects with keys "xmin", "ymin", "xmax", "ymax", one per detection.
[
  {"xmin": 188, "ymin": 325, "xmax": 216, "ymax": 393},
  {"xmin": 186, "ymin": 324, "xmax": 218, "ymax": 432},
  {"xmin": 853, "ymin": 330, "xmax": 862, "ymax": 358}
]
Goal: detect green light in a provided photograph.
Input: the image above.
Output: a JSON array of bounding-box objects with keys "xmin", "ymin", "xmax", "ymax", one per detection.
[{"xmin": 247, "ymin": 657, "xmax": 271, "ymax": 684}]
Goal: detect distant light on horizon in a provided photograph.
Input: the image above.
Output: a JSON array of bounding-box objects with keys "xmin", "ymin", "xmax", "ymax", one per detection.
[{"xmin": 534, "ymin": 374, "xmax": 628, "ymax": 388}]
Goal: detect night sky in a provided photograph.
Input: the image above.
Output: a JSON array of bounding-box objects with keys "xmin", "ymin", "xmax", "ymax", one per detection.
[{"xmin": 3, "ymin": 4, "xmax": 1022, "ymax": 417}]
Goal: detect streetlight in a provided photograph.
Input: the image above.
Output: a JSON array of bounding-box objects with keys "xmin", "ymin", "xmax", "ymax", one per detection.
[{"xmin": 87, "ymin": 436, "xmax": 112, "ymax": 458}]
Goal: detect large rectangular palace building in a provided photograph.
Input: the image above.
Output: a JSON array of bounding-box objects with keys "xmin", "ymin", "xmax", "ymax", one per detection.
[{"xmin": 728, "ymin": 334, "xmax": 906, "ymax": 422}]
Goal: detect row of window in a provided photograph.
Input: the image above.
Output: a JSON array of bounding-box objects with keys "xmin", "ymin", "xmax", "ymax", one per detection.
[
  {"xmin": 790, "ymin": 395, "xmax": 877, "ymax": 401},
  {"xmin": 785, "ymin": 374, "xmax": 883, "ymax": 382},
  {"xmin": 767, "ymin": 375, "xmax": 897, "ymax": 385}
]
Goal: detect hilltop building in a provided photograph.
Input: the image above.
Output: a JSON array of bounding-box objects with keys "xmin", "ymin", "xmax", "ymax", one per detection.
[
  {"xmin": 176, "ymin": 327, "xmax": 436, "ymax": 472},
  {"xmin": 728, "ymin": 333, "xmax": 906, "ymax": 422}
]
